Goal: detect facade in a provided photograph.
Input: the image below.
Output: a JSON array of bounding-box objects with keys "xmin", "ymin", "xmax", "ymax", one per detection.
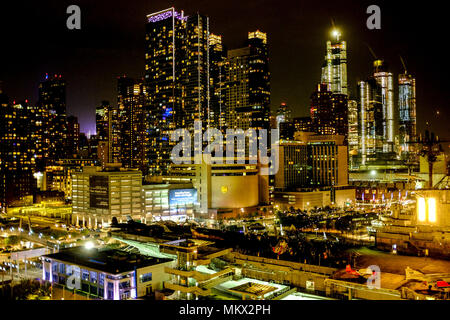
[
  {"xmin": 38, "ymin": 74, "xmax": 68, "ymax": 165},
  {"xmin": 398, "ymin": 72, "xmax": 417, "ymax": 163},
  {"xmin": 358, "ymin": 78, "xmax": 384, "ymax": 165},
  {"xmin": 225, "ymin": 30, "xmax": 270, "ymax": 131},
  {"xmin": 145, "ymin": 8, "xmax": 221, "ymax": 175},
  {"xmin": 372, "ymin": 59, "xmax": 395, "ymax": 152},
  {"xmin": 66, "ymin": 115, "xmax": 80, "ymax": 158},
  {"xmin": 165, "ymin": 156, "xmax": 266, "ymax": 218},
  {"xmin": 276, "ymin": 103, "xmax": 292, "ymax": 128},
  {"xmin": 142, "ymin": 183, "xmax": 196, "ymax": 222},
  {"xmin": 310, "ymin": 84, "xmax": 348, "ymax": 140},
  {"xmin": 117, "ymin": 77, "xmax": 147, "ymax": 171},
  {"xmin": 0, "ymin": 97, "xmax": 36, "ymax": 207},
  {"xmin": 42, "ymin": 247, "xmax": 174, "ymax": 300},
  {"xmin": 321, "ymin": 30, "xmax": 347, "ymax": 95},
  {"xmin": 71, "ymin": 166, "xmax": 142, "ymax": 228},
  {"xmin": 209, "ymin": 33, "xmax": 227, "ymax": 130},
  {"xmin": 293, "ymin": 116, "xmax": 312, "ymax": 133},
  {"xmin": 347, "ymin": 99, "xmax": 359, "ymax": 166},
  {"xmin": 275, "ymin": 133, "xmax": 348, "ymax": 190},
  {"xmin": 275, "ymin": 142, "xmax": 308, "ymax": 189},
  {"xmin": 273, "ymin": 188, "xmax": 355, "ymax": 211}
]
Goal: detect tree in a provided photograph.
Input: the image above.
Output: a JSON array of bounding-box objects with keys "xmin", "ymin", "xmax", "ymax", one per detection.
[
  {"xmin": 4, "ymin": 235, "xmax": 19, "ymax": 246},
  {"xmin": 418, "ymin": 130, "xmax": 444, "ymax": 188}
]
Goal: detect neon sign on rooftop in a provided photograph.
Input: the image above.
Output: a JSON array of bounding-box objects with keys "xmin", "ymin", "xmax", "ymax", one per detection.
[{"xmin": 147, "ymin": 8, "xmax": 187, "ymax": 23}]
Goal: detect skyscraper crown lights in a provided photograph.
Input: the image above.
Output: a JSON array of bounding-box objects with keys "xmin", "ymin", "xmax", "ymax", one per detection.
[{"xmin": 147, "ymin": 8, "xmax": 187, "ymax": 23}]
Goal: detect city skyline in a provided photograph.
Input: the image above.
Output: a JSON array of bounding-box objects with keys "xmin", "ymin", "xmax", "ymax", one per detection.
[{"xmin": 0, "ymin": 0, "xmax": 448, "ymax": 141}]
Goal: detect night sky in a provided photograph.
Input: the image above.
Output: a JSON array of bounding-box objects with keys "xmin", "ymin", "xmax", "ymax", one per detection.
[{"xmin": 1, "ymin": 0, "xmax": 449, "ymax": 145}]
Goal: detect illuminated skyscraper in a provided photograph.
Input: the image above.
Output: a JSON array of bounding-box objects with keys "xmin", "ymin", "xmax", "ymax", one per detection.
[
  {"xmin": 358, "ymin": 78, "xmax": 383, "ymax": 165},
  {"xmin": 225, "ymin": 30, "xmax": 270, "ymax": 131},
  {"xmin": 183, "ymin": 14, "xmax": 210, "ymax": 129},
  {"xmin": 372, "ymin": 59, "xmax": 395, "ymax": 152},
  {"xmin": 0, "ymin": 95, "xmax": 36, "ymax": 207},
  {"xmin": 96, "ymin": 100, "xmax": 110, "ymax": 142},
  {"xmin": 209, "ymin": 33, "xmax": 227, "ymax": 130},
  {"xmin": 38, "ymin": 74, "xmax": 68, "ymax": 164},
  {"xmin": 145, "ymin": 8, "xmax": 216, "ymax": 174},
  {"xmin": 117, "ymin": 76, "xmax": 146, "ymax": 170},
  {"xmin": 321, "ymin": 30, "xmax": 347, "ymax": 95},
  {"xmin": 145, "ymin": 8, "xmax": 187, "ymax": 175},
  {"xmin": 276, "ymin": 103, "xmax": 292, "ymax": 128},
  {"xmin": 310, "ymin": 84, "xmax": 348, "ymax": 140},
  {"xmin": 347, "ymin": 99, "xmax": 359, "ymax": 166},
  {"xmin": 398, "ymin": 72, "xmax": 417, "ymax": 162},
  {"xmin": 66, "ymin": 115, "xmax": 80, "ymax": 157}
]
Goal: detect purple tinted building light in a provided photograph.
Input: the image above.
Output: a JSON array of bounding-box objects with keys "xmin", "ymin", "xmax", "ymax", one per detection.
[{"xmin": 147, "ymin": 9, "xmax": 187, "ymax": 23}]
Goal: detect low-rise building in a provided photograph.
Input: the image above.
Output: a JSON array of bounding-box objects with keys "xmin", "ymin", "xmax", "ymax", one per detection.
[
  {"xmin": 42, "ymin": 246, "xmax": 174, "ymax": 300},
  {"xmin": 71, "ymin": 166, "xmax": 142, "ymax": 228}
]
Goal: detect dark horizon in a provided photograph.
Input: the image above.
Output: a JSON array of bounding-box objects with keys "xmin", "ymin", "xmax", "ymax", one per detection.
[{"xmin": 0, "ymin": 0, "xmax": 449, "ymax": 144}]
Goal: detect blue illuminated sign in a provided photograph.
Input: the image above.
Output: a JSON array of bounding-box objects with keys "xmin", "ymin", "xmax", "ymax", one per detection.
[{"xmin": 169, "ymin": 189, "xmax": 197, "ymax": 206}]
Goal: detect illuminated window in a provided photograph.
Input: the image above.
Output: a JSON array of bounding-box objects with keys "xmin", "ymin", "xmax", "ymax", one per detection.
[{"xmin": 418, "ymin": 197, "xmax": 426, "ymax": 222}]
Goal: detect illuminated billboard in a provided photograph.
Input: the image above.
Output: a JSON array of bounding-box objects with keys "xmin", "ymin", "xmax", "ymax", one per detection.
[
  {"xmin": 169, "ymin": 189, "xmax": 197, "ymax": 206},
  {"xmin": 89, "ymin": 176, "xmax": 109, "ymax": 209}
]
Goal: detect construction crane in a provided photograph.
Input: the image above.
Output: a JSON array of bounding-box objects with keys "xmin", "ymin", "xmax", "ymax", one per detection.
[
  {"xmin": 399, "ymin": 55, "xmax": 407, "ymax": 74},
  {"xmin": 416, "ymin": 130, "xmax": 446, "ymax": 188}
]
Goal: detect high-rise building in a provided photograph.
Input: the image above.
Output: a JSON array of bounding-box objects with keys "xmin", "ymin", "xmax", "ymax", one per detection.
[
  {"xmin": 358, "ymin": 78, "xmax": 384, "ymax": 165},
  {"xmin": 398, "ymin": 72, "xmax": 417, "ymax": 162},
  {"xmin": 310, "ymin": 83, "xmax": 333, "ymax": 135},
  {"xmin": 275, "ymin": 103, "xmax": 292, "ymax": 128},
  {"xmin": 321, "ymin": 29, "xmax": 347, "ymax": 95},
  {"xmin": 225, "ymin": 30, "xmax": 270, "ymax": 131},
  {"xmin": 117, "ymin": 77, "xmax": 146, "ymax": 171},
  {"xmin": 96, "ymin": 100, "xmax": 110, "ymax": 142},
  {"xmin": 293, "ymin": 116, "xmax": 312, "ymax": 133},
  {"xmin": 310, "ymin": 84, "xmax": 348, "ymax": 140},
  {"xmin": 145, "ymin": 8, "xmax": 187, "ymax": 175},
  {"xmin": 275, "ymin": 132, "xmax": 348, "ymax": 190},
  {"xmin": 145, "ymin": 8, "xmax": 217, "ymax": 175},
  {"xmin": 66, "ymin": 115, "xmax": 80, "ymax": 157},
  {"xmin": 209, "ymin": 33, "xmax": 227, "ymax": 130},
  {"xmin": 183, "ymin": 14, "xmax": 210, "ymax": 129},
  {"xmin": 96, "ymin": 100, "xmax": 114, "ymax": 166},
  {"xmin": 373, "ymin": 59, "xmax": 395, "ymax": 151},
  {"xmin": 347, "ymin": 99, "xmax": 359, "ymax": 167},
  {"xmin": 357, "ymin": 60, "xmax": 397, "ymax": 166},
  {"xmin": 0, "ymin": 96, "xmax": 36, "ymax": 207},
  {"xmin": 38, "ymin": 74, "xmax": 68, "ymax": 164},
  {"xmin": 331, "ymin": 93, "xmax": 348, "ymax": 142}
]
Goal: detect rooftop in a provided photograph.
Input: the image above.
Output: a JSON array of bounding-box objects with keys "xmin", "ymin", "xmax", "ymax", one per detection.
[{"xmin": 43, "ymin": 247, "xmax": 173, "ymax": 274}]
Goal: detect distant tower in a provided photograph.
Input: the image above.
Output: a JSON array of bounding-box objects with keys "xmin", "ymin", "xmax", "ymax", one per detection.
[
  {"xmin": 145, "ymin": 8, "xmax": 213, "ymax": 174},
  {"xmin": 310, "ymin": 84, "xmax": 348, "ymax": 140},
  {"xmin": 372, "ymin": 59, "xmax": 395, "ymax": 152},
  {"xmin": 66, "ymin": 115, "xmax": 80, "ymax": 157},
  {"xmin": 276, "ymin": 103, "xmax": 292, "ymax": 128},
  {"xmin": 38, "ymin": 74, "xmax": 68, "ymax": 164},
  {"xmin": 117, "ymin": 76, "xmax": 146, "ymax": 170},
  {"xmin": 358, "ymin": 78, "xmax": 384, "ymax": 165},
  {"xmin": 321, "ymin": 29, "xmax": 348, "ymax": 95},
  {"xmin": 225, "ymin": 30, "xmax": 270, "ymax": 131},
  {"xmin": 398, "ymin": 68, "xmax": 417, "ymax": 163}
]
